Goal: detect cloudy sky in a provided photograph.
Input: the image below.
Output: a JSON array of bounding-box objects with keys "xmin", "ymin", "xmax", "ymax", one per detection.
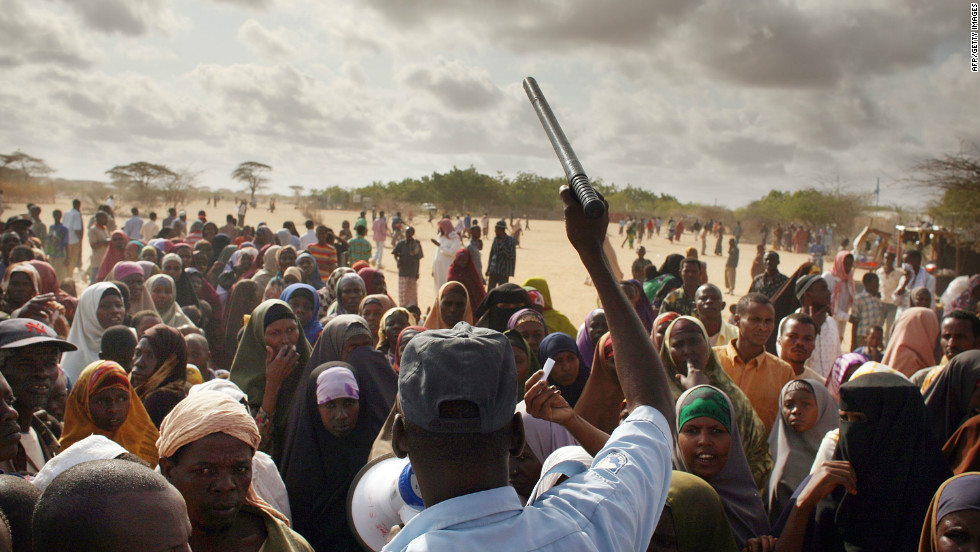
[{"xmin": 1, "ymin": 0, "xmax": 975, "ymax": 207}]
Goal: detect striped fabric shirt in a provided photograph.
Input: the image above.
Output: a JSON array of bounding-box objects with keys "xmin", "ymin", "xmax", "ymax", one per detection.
[
  {"xmin": 487, "ymin": 235, "xmax": 517, "ymax": 277},
  {"xmin": 307, "ymin": 242, "xmax": 338, "ymax": 274}
]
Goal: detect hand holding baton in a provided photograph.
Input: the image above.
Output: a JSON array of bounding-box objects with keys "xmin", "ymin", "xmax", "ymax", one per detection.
[{"xmin": 523, "ymin": 77, "xmax": 606, "ymax": 219}]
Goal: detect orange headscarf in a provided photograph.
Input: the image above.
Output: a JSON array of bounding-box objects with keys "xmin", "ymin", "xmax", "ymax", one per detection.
[
  {"xmin": 157, "ymin": 390, "xmax": 289, "ymax": 524},
  {"xmin": 423, "ymin": 281, "xmax": 474, "ymax": 330},
  {"xmin": 60, "ymin": 360, "xmax": 160, "ymax": 466},
  {"xmin": 882, "ymin": 307, "xmax": 940, "ymax": 377}
]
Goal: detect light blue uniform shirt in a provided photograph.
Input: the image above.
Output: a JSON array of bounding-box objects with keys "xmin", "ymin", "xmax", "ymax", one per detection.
[{"xmin": 382, "ymin": 405, "xmax": 672, "ymax": 552}]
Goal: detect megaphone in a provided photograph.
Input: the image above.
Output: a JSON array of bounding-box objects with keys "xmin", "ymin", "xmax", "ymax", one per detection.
[{"xmin": 347, "ymin": 453, "xmax": 425, "ymax": 551}]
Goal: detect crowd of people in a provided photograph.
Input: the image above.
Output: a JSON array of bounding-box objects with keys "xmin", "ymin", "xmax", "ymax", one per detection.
[{"xmin": 0, "ymin": 192, "xmax": 976, "ymax": 552}]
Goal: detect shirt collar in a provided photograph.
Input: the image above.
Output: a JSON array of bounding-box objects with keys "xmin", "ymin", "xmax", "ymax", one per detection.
[{"xmin": 386, "ymin": 486, "xmax": 522, "ymax": 550}]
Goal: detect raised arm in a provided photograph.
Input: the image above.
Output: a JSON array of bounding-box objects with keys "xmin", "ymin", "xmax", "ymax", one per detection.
[{"xmin": 561, "ymin": 187, "xmax": 675, "ymax": 428}]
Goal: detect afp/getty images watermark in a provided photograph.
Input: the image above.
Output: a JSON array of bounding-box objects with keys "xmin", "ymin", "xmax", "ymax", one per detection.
[{"xmin": 972, "ymin": 3, "xmax": 978, "ymax": 72}]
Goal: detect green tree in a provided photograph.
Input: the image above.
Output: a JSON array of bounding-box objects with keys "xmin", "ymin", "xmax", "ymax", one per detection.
[
  {"xmin": 105, "ymin": 161, "xmax": 177, "ymax": 204},
  {"xmin": 231, "ymin": 161, "xmax": 272, "ymax": 202},
  {"xmin": 907, "ymin": 145, "xmax": 980, "ymax": 232}
]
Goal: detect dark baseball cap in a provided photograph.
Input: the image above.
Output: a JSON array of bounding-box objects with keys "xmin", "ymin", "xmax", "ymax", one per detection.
[
  {"xmin": 0, "ymin": 318, "xmax": 77, "ymax": 351},
  {"xmin": 398, "ymin": 322, "xmax": 516, "ymax": 434}
]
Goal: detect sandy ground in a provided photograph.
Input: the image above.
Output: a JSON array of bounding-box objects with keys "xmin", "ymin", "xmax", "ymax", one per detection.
[{"xmin": 34, "ymin": 198, "xmax": 818, "ymax": 333}]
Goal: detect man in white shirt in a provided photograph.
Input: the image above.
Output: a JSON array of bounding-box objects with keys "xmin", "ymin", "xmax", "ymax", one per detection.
[
  {"xmin": 299, "ymin": 219, "xmax": 317, "ymax": 249},
  {"xmin": 875, "ymin": 249, "xmax": 902, "ymax": 337},
  {"xmin": 894, "ymin": 249, "xmax": 936, "ymax": 314},
  {"xmin": 141, "ymin": 211, "xmax": 160, "ymax": 242},
  {"xmin": 383, "ymin": 188, "xmax": 675, "ymax": 552},
  {"xmin": 62, "ymin": 199, "xmax": 84, "ymax": 277},
  {"xmin": 122, "ymin": 207, "xmax": 143, "ymax": 240}
]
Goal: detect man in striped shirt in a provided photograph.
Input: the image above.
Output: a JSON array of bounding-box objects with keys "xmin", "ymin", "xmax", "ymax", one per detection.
[{"xmin": 307, "ymin": 225, "xmax": 338, "ymax": 275}]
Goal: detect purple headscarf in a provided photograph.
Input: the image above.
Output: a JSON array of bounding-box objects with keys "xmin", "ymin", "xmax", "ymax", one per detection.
[{"xmin": 576, "ymin": 308, "xmax": 604, "ymax": 370}]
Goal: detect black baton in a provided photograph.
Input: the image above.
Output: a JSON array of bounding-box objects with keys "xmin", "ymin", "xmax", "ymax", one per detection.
[{"xmin": 523, "ymin": 77, "xmax": 606, "ymax": 219}]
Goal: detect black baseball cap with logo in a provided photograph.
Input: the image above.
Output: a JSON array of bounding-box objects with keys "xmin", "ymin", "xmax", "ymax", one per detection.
[{"xmin": 0, "ymin": 319, "xmax": 76, "ymax": 352}]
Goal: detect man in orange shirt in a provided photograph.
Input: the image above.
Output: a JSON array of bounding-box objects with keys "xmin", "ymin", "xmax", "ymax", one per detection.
[{"xmin": 713, "ymin": 292, "xmax": 795, "ymax": 433}]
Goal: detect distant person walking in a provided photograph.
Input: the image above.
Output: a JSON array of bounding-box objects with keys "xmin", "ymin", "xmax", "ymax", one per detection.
[
  {"xmin": 393, "ymin": 227, "xmax": 424, "ymax": 306},
  {"xmin": 63, "ymin": 198, "xmax": 84, "ymax": 279},
  {"xmin": 371, "ymin": 211, "xmax": 387, "ymax": 269},
  {"xmin": 486, "ymin": 220, "xmax": 517, "ymax": 290}
]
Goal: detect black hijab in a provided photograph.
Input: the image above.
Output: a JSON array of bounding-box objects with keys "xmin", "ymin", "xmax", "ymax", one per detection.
[
  {"xmin": 280, "ymin": 362, "xmax": 374, "ymax": 552},
  {"xmin": 812, "ymin": 372, "xmax": 951, "ymax": 552},
  {"xmin": 474, "ymin": 283, "xmax": 532, "ymax": 332}
]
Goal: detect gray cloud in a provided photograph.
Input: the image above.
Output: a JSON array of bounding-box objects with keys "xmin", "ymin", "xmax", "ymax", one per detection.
[
  {"xmin": 50, "ymin": 0, "xmax": 178, "ymax": 36},
  {"xmin": 208, "ymin": 0, "xmax": 274, "ymax": 9},
  {"xmin": 238, "ymin": 19, "xmax": 297, "ymax": 60},
  {"xmin": 0, "ymin": 0, "xmax": 97, "ymax": 68},
  {"xmin": 399, "ymin": 59, "xmax": 502, "ymax": 111}
]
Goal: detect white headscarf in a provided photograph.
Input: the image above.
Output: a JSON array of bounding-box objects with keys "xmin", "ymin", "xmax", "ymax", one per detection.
[
  {"xmin": 61, "ymin": 282, "xmax": 122, "ymax": 382},
  {"xmin": 145, "ymin": 274, "xmax": 195, "ymax": 329}
]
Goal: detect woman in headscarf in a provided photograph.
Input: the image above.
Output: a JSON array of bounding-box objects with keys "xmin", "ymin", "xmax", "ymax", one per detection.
[
  {"xmin": 766, "ymin": 379, "xmax": 838, "ymax": 524},
  {"xmin": 60, "ymin": 360, "xmax": 159, "ymax": 466},
  {"xmin": 131, "ymin": 324, "xmax": 189, "ymax": 427},
  {"xmin": 377, "ymin": 307, "xmax": 415, "ymax": 366},
  {"xmin": 646, "ymin": 254, "xmax": 684, "ymax": 309},
  {"xmin": 391, "ymin": 326, "xmax": 426, "ymax": 375},
  {"xmin": 623, "ymin": 279, "xmax": 657, "ymax": 334},
  {"xmin": 521, "ymin": 277, "xmax": 577, "ymax": 338},
  {"xmin": 145, "ymin": 274, "xmax": 196, "ymax": 329},
  {"xmin": 575, "ymin": 309, "xmax": 606, "ymax": 370},
  {"xmin": 358, "ymin": 294, "xmax": 396, "ymax": 340},
  {"xmin": 923, "ymin": 350, "xmax": 980, "ymax": 446},
  {"xmin": 536, "ymin": 332, "xmax": 590, "ymax": 407},
  {"xmin": 209, "ymin": 233, "xmax": 232, "ymax": 265},
  {"xmin": 280, "ymin": 362, "xmax": 373, "ymax": 551},
  {"xmin": 94, "ymin": 230, "xmax": 128, "ymax": 282},
  {"xmin": 264, "ymin": 277, "xmax": 286, "ymax": 301},
  {"xmin": 824, "ymin": 352, "xmax": 869, "ymax": 402},
  {"xmin": 229, "ymin": 300, "xmax": 311, "ymax": 463},
  {"xmin": 254, "ymin": 225, "xmax": 275, "ymax": 250},
  {"xmin": 281, "ymin": 283, "xmax": 323, "ymax": 346},
  {"xmin": 276, "ymin": 245, "xmax": 298, "ymax": 278},
  {"xmin": 882, "ymin": 306, "xmax": 940, "ymax": 377},
  {"xmin": 448, "ymin": 248, "xmax": 486, "ymax": 311},
  {"xmin": 304, "ymin": 315, "xmax": 396, "ymax": 436},
  {"xmin": 651, "ymin": 471, "xmax": 740, "ymax": 551},
  {"xmin": 505, "ymin": 329, "xmax": 540, "ymax": 400},
  {"xmin": 823, "ymin": 251, "xmax": 855, "ymax": 336},
  {"xmin": 276, "ymin": 228, "xmax": 297, "ymax": 249},
  {"xmin": 356, "ymin": 266, "xmax": 388, "ymax": 296},
  {"xmin": 918, "ymin": 472, "xmax": 980, "ymax": 552},
  {"xmin": 61, "ymin": 282, "xmax": 126, "ymax": 382},
  {"xmin": 140, "ymin": 244, "xmax": 160, "ymax": 264},
  {"xmin": 161, "ymin": 253, "xmax": 198, "ymax": 308},
  {"xmin": 652, "ymin": 311, "xmax": 681, "ymax": 350},
  {"xmin": 674, "ymin": 385, "xmax": 771, "ymax": 549},
  {"xmin": 104, "ymin": 261, "xmax": 153, "ymax": 316},
  {"xmin": 138, "ymin": 260, "xmax": 159, "ymax": 278},
  {"xmin": 124, "ymin": 239, "xmax": 142, "ymax": 262},
  {"xmin": 185, "ymin": 267, "xmax": 221, "ymax": 316},
  {"xmin": 252, "ymin": 245, "xmax": 281, "ymax": 291},
  {"xmin": 327, "ymin": 272, "xmax": 366, "ymax": 317},
  {"xmin": 216, "ymin": 280, "xmax": 260, "ymax": 372},
  {"xmin": 790, "ymin": 372, "xmax": 952, "ymax": 552},
  {"xmin": 283, "ymin": 267, "xmax": 304, "ymax": 287},
  {"xmin": 423, "ymin": 281, "xmax": 473, "ymax": 330},
  {"xmin": 431, "ymin": 218, "xmax": 461, "ymax": 294},
  {"xmin": 474, "ymin": 282, "xmax": 533, "ymax": 332},
  {"xmin": 508, "ymin": 308, "xmax": 548, "ymax": 360},
  {"xmin": 320, "ymin": 267, "xmax": 355, "ymax": 319},
  {"xmin": 28, "ymin": 259, "xmax": 77, "ymax": 320},
  {"xmin": 946, "ymin": 274, "xmax": 980, "ymax": 316},
  {"xmin": 1, "ymin": 262, "xmax": 40, "ymax": 314},
  {"xmin": 295, "ymin": 251, "xmax": 325, "ymax": 290}
]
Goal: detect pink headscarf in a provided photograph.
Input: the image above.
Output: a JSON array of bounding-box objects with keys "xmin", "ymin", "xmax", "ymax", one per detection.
[
  {"xmin": 882, "ymin": 307, "xmax": 940, "ymax": 377},
  {"xmin": 829, "ymin": 251, "xmax": 855, "ymax": 315}
]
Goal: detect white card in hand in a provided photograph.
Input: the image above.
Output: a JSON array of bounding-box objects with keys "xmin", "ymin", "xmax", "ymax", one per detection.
[{"xmin": 541, "ymin": 358, "xmax": 555, "ymax": 383}]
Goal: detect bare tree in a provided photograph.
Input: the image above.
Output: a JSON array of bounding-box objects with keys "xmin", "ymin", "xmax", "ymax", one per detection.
[
  {"xmin": 160, "ymin": 169, "xmax": 201, "ymax": 209},
  {"xmin": 231, "ymin": 161, "xmax": 271, "ymax": 202},
  {"xmin": 105, "ymin": 162, "xmax": 177, "ymax": 204},
  {"xmin": 906, "ymin": 144, "xmax": 980, "ymax": 232}
]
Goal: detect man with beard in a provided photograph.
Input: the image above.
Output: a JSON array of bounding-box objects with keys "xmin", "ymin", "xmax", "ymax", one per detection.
[
  {"xmin": 159, "ymin": 391, "xmax": 312, "ymax": 551},
  {"xmin": 0, "ymin": 318, "xmax": 76, "ymax": 474}
]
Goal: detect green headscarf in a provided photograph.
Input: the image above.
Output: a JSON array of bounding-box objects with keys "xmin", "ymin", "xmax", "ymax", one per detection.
[
  {"xmin": 678, "ymin": 386, "xmax": 732, "ymax": 433},
  {"xmin": 662, "ymin": 471, "xmax": 739, "ymax": 552},
  {"xmin": 229, "ymin": 299, "xmax": 311, "ymax": 463},
  {"xmin": 658, "ymin": 315, "xmax": 773, "ymax": 489}
]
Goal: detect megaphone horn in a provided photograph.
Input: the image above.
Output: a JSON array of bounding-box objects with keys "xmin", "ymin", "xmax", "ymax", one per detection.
[{"xmin": 347, "ymin": 453, "xmax": 424, "ymax": 551}]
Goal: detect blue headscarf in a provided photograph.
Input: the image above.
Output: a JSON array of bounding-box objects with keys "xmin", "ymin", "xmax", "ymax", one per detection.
[
  {"xmin": 537, "ymin": 332, "xmax": 591, "ymax": 407},
  {"xmin": 296, "ymin": 251, "xmax": 325, "ymax": 290},
  {"xmin": 280, "ymin": 283, "xmax": 323, "ymax": 345}
]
